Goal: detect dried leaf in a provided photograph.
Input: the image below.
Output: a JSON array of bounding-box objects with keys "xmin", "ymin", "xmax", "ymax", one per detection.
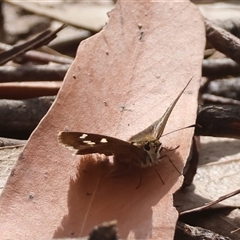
[{"xmin": 0, "ymin": 1, "xmax": 204, "ymax": 239}]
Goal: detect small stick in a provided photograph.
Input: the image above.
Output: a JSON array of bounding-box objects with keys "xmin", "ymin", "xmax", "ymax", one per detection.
[{"xmin": 180, "ymin": 188, "xmax": 240, "ymax": 215}]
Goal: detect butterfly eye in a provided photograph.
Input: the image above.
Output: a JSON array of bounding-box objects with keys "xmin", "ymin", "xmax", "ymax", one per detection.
[{"xmin": 143, "ymin": 142, "xmax": 150, "ymax": 151}]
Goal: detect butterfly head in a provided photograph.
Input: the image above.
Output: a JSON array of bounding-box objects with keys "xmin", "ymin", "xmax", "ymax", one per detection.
[{"xmin": 133, "ymin": 140, "xmax": 162, "ymax": 167}]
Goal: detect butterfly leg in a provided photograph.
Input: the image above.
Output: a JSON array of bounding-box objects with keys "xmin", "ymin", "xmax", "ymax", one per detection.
[
  {"xmin": 165, "ymin": 154, "xmax": 182, "ymax": 175},
  {"xmin": 135, "ymin": 169, "xmax": 142, "ymax": 189},
  {"xmin": 153, "ymin": 167, "xmax": 164, "ymax": 184},
  {"xmin": 110, "ymin": 162, "xmax": 143, "ymax": 190},
  {"xmin": 159, "ymin": 146, "xmax": 182, "ymax": 175},
  {"xmin": 162, "ymin": 145, "xmax": 180, "ymax": 152},
  {"xmin": 110, "ymin": 162, "xmax": 134, "ymax": 178}
]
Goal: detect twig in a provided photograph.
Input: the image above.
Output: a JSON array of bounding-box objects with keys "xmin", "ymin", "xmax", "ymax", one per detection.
[
  {"xmin": 175, "ymin": 221, "xmax": 231, "ymax": 240},
  {"xmin": 195, "ymin": 105, "xmax": 240, "ymax": 138},
  {"xmin": 205, "ymin": 18, "xmax": 240, "ymax": 65},
  {"xmin": 202, "ymin": 58, "xmax": 240, "ymax": 77},
  {"xmin": 0, "ymin": 96, "xmax": 55, "ymax": 139},
  {"xmin": 0, "ymin": 137, "xmax": 26, "ymax": 146},
  {"xmin": 202, "ymin": 93, "xmax": 240, "ymax": 105},
  {"xmin": 0, "ymin": 42, "xmax": 73, "ymax": 64},
  {"xmin": 0, "ymin": 0, "xmax": 5, "ymax": 42},
  {"xmin": 205, "ymin": 77, "xmax": 240, "ymax": 100},
  {"xmin": 0, "ymin": 65, "xmax": 70, "ymax": 82},
  {"xmin": 0, "ymin": 24, "xmax": 67, "ymax": 65},
  {"xmin": 179, "ymin": 188, "xmax": 240, "ymax": 215},
  {"xmin": 0, "ymin": 82, "xmax": 61, "ymax": 99},
  {"xmin": 212, "ymin": 18, "xmax": 240, "ymax": 38}
]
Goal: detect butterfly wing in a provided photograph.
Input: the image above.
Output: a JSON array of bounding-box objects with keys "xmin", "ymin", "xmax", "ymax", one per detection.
[
  {"xmin": 128, "ymin": 77, "xmax": 193, "ymax": 143},
  {"xmin": 58, "ymin": 131, "xmax": 146, "ymax": 163}
]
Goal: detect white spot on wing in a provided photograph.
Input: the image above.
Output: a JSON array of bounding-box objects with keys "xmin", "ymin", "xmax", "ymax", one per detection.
[
  {"xmin": 83, "ymin": 140, "xmax": 95, "ymax": 145},
  {"xmin": 100, "ymin": 138, "xmax": 108, "ymax": 143},
  {"xmin": 79, "ymin": 134, "xmax": 88, "ymax": 139}
]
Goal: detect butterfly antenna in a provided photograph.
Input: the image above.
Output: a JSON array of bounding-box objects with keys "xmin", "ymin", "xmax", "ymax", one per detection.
[{"xmin": 161, "ymin": 124, "xmax": 200, "ymax": 138}]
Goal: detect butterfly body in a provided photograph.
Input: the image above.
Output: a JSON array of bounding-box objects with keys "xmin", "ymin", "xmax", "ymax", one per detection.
[{"xmin": 58, "ymin": 77, "xmax": 193, "ymax": 168}]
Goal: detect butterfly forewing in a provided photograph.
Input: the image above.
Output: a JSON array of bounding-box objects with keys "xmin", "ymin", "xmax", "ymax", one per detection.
[
  {"xmin": 154, "ymin": 77, "xmax": 193, "ymax": 140},
  {"xmin": 128, "ymin": 77, "xmax": 193, "ymax": 143},
  {"xmin": 58, "ymin": 131, "xmax": 147, "ymax": 164}
]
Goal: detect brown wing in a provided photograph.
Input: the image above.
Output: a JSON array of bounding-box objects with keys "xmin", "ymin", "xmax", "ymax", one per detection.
[
  {"xmin": 128, "ymin": 76, "xmax": 193, "ymax": 143},
  {"xmin": 58, "ymin": 131, "xmax": 146, "ymax": 162}
]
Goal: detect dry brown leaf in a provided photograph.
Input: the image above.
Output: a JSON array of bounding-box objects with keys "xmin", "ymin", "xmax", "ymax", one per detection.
[
  {"xmin": 0, "ymin": 1, "xmax": 204, "ymax": 239},
  {"xmin": 5, "ymin": 0, "xmax": 114, "ymax": 32},
  {"xmin": 0, "ymin": 145, "xmax": 24, "ymax": 195},
  {"xmin": 198, "ymin": 2, "xmax": 240, "ymax": 20}
]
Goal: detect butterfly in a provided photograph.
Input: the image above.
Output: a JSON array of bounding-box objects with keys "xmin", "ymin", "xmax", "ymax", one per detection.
[{"xmin": 58, "ymin": 77, "xmax": 193, "ymax": 170}]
